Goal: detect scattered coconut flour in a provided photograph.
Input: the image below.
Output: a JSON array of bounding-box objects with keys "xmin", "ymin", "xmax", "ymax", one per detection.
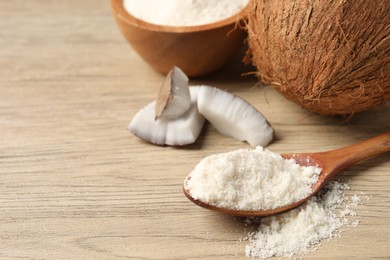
[
  {"xmin": 123, "ymin": 0, "xmax": 249, "ymax": 26},
  {"xmin": 242, "ymin": 181, "xmax": 367, "ymax": 258},
  {"xmin": 185, "ymin": 147, "xmax": 321, "ymax": 210}
]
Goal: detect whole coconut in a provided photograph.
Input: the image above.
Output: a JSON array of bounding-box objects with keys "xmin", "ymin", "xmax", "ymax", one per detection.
[{"xmin": 246, "ymin": 0, "xmax": 390, "ymax": 115}]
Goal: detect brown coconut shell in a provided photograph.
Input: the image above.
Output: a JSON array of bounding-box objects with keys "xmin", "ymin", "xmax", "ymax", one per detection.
[{"xmin": 246, "ymin": 0, "xmax": 390, "ymax": 115}]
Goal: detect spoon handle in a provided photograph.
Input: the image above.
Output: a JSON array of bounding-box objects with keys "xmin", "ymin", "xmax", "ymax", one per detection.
[{"xmin": 317, "ymin": 132, "xmax": 390, "ymax": 180}]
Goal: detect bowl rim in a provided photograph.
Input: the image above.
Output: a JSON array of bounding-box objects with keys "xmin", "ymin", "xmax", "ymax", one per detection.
[{"xmin": 111, "ymin": 0, "xmax": 250, "ymax": 33}]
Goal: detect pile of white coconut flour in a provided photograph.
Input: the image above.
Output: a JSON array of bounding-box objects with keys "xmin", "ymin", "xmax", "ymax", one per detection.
[
  {"xmin": 185, "ymin": 147, "xmax": 367, "ymax": 258},
  {"xmin": 243, "ymin": 181, "xmax": 365, "ymax": 258},
  {"xmin": 123, "ymin": 0, "xmax": 249, "ymax": 26}
]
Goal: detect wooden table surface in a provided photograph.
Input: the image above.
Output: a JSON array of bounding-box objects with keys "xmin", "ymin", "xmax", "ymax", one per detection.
[{"xmin": 1, "ymin": 1, "xmax": 389, "ymax": 259}]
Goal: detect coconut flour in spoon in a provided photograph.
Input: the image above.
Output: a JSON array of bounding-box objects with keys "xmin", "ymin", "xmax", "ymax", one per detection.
[
  {"xmin": 185, "ymin": 147, "xmax": 322, "ymax": 210},
  {"xmin": 186, "ymin": 147, "xmax": 367, "ymax": 258},
  {"xmin": 123, "ymin": 0, "xmax": 249, "ymax": 26}
]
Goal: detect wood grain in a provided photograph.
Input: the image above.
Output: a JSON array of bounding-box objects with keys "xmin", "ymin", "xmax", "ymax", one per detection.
[{"xmin": 0, "ymin": 0, "xmax": 389, "ymax": 259}]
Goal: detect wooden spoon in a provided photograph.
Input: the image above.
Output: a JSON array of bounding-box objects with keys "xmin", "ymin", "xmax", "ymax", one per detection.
[{"xmin": 183, "ymin": 132, "xmax": 390, "ymax": 217}]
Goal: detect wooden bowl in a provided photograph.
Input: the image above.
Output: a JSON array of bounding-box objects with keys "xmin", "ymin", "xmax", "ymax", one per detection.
[{"xmin": 111, "ymin": 0, "xmax": 249, "ymax": 77}]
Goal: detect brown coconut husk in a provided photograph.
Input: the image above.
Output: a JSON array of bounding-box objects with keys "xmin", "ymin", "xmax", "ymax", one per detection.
[{"xmin": 246, "ymin": 0, "xmax": 390, "ymax": 115}]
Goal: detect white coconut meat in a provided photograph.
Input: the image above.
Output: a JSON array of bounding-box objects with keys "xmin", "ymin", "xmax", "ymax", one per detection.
[
  {"xmin": 129, "ymin": 87, "xmax": 205, "ymax": 146},
  {"xmin": 155, "ymin": 66, "xmax": 190, "ymax": 120},
  {"xmin": 197, "ymin": 86, "xmax": 273, "ymax": 147}
]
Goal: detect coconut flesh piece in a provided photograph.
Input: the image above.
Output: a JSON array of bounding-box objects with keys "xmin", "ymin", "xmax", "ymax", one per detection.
[
  {"xmin": 129, "ymin": 87, "xmax": 205, "ymax": 146},
  {"xmin": 155, "ymin": 66, "xmax": 191, "ymax": 120},
  {"xmin": 197, "ymin": 86, "xmax": 273, "ymax": 147}
]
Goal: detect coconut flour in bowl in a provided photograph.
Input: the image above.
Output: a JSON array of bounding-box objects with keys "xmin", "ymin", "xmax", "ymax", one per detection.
[{"xmin": 123, "ymin": 0, "xmax": 250, "ymax": 26}]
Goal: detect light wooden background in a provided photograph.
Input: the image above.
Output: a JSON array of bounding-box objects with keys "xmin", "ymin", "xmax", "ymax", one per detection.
[{"xmin": 0, "ymin": 1, "xmax": 389, "ymax": 259}]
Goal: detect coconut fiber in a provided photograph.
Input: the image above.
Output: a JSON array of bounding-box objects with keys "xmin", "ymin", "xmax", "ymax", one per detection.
[{"xmin": 246, "ymin": 0, "xmax": 389, "ymax": 115}]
